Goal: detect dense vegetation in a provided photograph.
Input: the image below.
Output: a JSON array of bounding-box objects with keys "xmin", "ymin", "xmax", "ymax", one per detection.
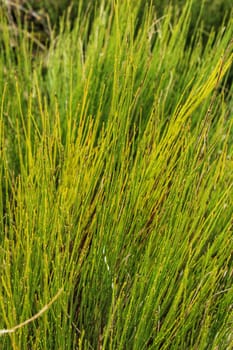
[{"xmin": 0, "ymin": 0, "xmax": 233, "ymax": 349}]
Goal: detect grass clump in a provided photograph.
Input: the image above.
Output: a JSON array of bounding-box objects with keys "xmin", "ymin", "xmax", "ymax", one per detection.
[{"xmin": 0, "ymin": 0, "xmax": 233, "ymax": 349}]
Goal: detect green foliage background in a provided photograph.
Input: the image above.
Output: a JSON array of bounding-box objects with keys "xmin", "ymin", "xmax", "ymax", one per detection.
[{"xmin": 10, "ymin": 0, "xmax": 233, "ymax": 32}]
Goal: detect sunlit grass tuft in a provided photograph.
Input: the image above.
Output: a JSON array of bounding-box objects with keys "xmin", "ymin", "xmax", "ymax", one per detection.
[{"xmin": 0, "ymin": 1, "xmax": 233, "ymax": 349}]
